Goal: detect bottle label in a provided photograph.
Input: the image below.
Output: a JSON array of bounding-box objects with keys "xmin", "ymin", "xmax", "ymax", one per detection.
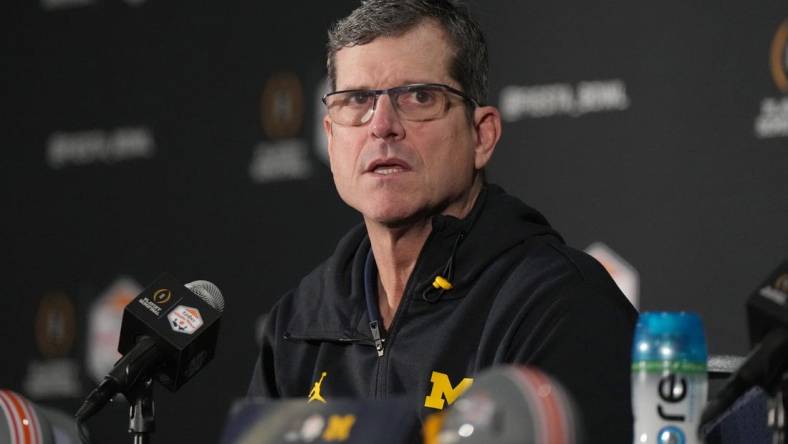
[{"xmin": 632, "ymin": 370, "xmax": 707, "ymax": 444}]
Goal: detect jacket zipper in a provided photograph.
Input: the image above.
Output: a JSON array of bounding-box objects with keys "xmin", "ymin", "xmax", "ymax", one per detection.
[
  {"xmin": 369, "ymin": 320, "xmax": 384, "ymax": 357},
  {"xmin": 371, "ymin": 230, "xmax": 439, "ymax": 398}
]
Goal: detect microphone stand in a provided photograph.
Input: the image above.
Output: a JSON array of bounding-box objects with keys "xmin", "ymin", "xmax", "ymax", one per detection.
[{"xmin": 127, "ymin": 378, "xmax": 155, "ymax": 444}]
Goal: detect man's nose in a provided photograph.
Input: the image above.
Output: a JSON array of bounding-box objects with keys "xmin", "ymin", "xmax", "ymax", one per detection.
[{"xmin": 369, "ymin": 94, "xmax": 405, "ymax": 140}]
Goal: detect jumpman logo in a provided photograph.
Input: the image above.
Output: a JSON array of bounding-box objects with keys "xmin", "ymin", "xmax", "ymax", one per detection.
[{"xmin": 308, "ymin": 372, "xmax": 327, "ymax": 403}]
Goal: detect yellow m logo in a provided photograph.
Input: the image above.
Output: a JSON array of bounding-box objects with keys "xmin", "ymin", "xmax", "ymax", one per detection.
[
  {"xmin": 423, "ymin": 371, "xmax": 474, "ymax": 410},
  {"xmin": 321, "ymin": 414, "xmax": 356, "ymax": 441}
]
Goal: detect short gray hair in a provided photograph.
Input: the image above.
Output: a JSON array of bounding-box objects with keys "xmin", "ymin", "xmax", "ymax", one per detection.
[{"xmin": 326, "ymin": 0, "xmax": 489, "ymax": 107}]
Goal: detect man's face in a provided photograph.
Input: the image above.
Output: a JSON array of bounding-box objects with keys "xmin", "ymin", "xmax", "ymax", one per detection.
[{"xmin": 324, "ymin": 21, "xmax": 492, "ymax": 227}]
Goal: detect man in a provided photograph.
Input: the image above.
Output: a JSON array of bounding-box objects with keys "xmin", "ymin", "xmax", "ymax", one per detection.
[{"xmin": 250, "ymin": 0, "xmax": 638, "ymax": 441}]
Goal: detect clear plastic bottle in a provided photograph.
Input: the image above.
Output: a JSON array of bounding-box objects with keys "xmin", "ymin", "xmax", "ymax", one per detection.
[{"xmin": 632, "ymin": 312, "xmax": 708, "ymax": 444}]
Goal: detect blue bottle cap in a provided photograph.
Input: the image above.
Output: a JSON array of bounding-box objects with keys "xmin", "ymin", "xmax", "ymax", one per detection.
[{"xmin": 632, "ymin": 312, "xmax": 707, "ymax": 370}]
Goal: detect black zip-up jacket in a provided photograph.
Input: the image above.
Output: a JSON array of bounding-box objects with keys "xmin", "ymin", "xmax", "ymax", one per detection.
[{"xmin": 249, "ymin": 184, "xmax": 638, "ymax": 442}]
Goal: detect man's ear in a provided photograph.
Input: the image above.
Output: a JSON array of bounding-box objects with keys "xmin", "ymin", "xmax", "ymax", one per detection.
[
  {"xmin": 472, "ymin": 106, "xmax": 502, "ymax": 170},
  {"xmin": 323, "ymin": 115, "xmax": 335, "ymax": 173}
]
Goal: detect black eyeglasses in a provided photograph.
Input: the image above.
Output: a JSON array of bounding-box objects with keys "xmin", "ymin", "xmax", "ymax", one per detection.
[{"xmin": 322, "ymin": 83, "xmax": 479, "ymax": 126}]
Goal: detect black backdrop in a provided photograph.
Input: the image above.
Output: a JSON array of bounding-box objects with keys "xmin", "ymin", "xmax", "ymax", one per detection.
[{"xmin": 3, "ymin": 0, "xmax": 787, "ymax": 442}]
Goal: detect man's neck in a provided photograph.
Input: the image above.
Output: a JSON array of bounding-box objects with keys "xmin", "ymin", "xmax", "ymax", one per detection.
[
  {"xmin": 365, "ymin": 179, "xmax": 484, "ymax": 329},
  {"xmin": 366, "ymin": 219, "xmax": 430, "ymax": 329}
]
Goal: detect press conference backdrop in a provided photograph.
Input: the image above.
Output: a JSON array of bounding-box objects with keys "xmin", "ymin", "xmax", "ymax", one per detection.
[{"xmin": 3, "ymin": 0, "xmax": 787, "ymax": 441}]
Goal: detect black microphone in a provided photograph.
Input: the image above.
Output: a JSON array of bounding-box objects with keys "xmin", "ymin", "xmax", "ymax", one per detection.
[
  {"xmin": 76, "ymin": 273, "xmax": 224, "ymax": 422},
  {"xmin": 699, "ymin": 260, "xmax": 788, "ymax": 433}
]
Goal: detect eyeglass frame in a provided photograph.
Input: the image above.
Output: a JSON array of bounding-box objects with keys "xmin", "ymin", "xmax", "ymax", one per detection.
[{"xmin": 321, "ymin": 83, "xmax": 480, "ymax": 126}]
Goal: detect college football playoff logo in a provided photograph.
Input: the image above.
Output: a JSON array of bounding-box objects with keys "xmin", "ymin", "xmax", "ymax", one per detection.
[{"xmin": 771, "ymin": 18, "xmax": 788, "ymax": 93}]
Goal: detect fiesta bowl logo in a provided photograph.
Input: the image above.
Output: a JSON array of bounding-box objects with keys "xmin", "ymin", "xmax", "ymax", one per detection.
[
  {"xmin": 167, "ymin": 305, "xmax": 203, "ymax": 334},
  {"xmin": 771, "ymin": 19, "xmax": 788, "ymax": 93}
]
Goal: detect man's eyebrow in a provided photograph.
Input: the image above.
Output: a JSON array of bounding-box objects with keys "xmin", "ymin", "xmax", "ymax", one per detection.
[
  {"xmin": 335, "ymin": 84, "xmax": 369, "ymax": 91},
  {"xmin": 336, "ymin": 80, "xmax": 441, "ymax": 91}
]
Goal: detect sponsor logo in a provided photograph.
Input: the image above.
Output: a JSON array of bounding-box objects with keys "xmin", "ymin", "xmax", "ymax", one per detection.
[
  {"xmin": 167, "ymin": 305, "xmax": 203, "ymax": 334},
  {"xmin": 46, "ymin": 126, "xmax": 155, "ymax": 169},
  {"xmin": 499, "ymin": 79, "xmax": 630, "ymax": 121},
  {"xmin": 771, "ymin": 19, "xmax": 788, "ymax": 93},
  {"xmin": 40, "ymin": 0, "xmax": 93, "ymax": 11},
  {"xmin": 248, "ymin": 139, "xmax": 312, "ymax": 183},
  {"xmin": 755, "ymin": 97, "xmax": 788, "ymax": 138},
  {"xmin": 249, "ymin": 72, "xmax": 312, "ymax": 183},
  {"xmin": 424, "ymin": 371, "xmax": 474, "ymax": 410},
  {"xmin": 585, "ymin": 242, "xmax": 640, "ymax": 308},
  {"xmin": 86, "ymin": 277, "xmax": 141, "ymax": 383},
  {"xmin": 22, "ymin": 292, "xmax": 81, "ymax": 399},
  {"xmin": 307, "ymin": 372, "xmax": 328, "ymax": 404},
  {"xmin": 34, "ymin": 292, "xmax": 76, "ymax": 359},
  {"xmin": 755, "ymin": 19, "xmax": 788, "ymax": 139},
  {"xmin": 41, "ymin": 0, "xmax": 145, "ymax": 10},
  {"xmin": 261, "ymin": 72, "xmax": 304, "ymax": 139},
  {"xmin": 22, "ymin": 359, "xmax": 81, "ymax": 400}
]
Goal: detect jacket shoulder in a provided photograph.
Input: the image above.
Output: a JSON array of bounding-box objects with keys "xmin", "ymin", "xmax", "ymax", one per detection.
[{"xmin": 507, "ymin": 235, "xmax": 637, "ymax": 315}]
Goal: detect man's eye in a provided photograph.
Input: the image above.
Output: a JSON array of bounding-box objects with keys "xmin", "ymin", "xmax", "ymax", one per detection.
[
  {"xmin": 401, "ymin": 88, "xmax": 437, "ymax": 106},
  {"xmin": 414, "ymin": 90, "xmax": 436, "ymax": 103},
  {"xmin": 346, "ymin": 93, "xmax": 372, "ymax": 106}
]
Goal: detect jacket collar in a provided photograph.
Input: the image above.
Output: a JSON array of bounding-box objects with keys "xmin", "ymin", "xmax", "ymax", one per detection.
[{"xmin": 284, "ymin": 184, "xmax": 562, "ymax": 340}]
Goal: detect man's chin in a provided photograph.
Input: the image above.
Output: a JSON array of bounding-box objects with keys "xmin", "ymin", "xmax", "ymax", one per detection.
[{"xmin": 361, "ymin": 204, "xmax": 429, "ymax": 229}]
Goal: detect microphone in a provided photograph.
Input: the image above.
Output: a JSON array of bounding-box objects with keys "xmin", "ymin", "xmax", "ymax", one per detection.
[
  {"xmin": 76, "ymin": 273, "xmax": 224, "ymax": 422},
  {"xmin": 699, "ymin": 259, "xmax": 788, "ymax": 433},
  {"xmin": 428, "ymin": 365, "xmax": 581, "ymax": 444}
]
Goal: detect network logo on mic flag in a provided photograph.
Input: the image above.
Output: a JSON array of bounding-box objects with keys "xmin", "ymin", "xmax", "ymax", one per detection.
[{"xmin": 167, "ymin": 305, "xmax": 204, "ymax": 335}]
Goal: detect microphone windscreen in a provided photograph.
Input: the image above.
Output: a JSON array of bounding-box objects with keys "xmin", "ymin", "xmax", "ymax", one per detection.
[
  {"xmin": 186, "ymin": 280, "xmax": 225, "ymax": 312},
  {"xmin": 0, "ymin": 390, "xmax": 54, "ymax": 444},
  {"xmin": 433, "ymin": 366, "xmax": 581, "ymax": 444}
]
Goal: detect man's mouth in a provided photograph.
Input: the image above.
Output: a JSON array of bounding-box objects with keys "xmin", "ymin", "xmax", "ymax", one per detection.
[
  {"xmin": 366, "ymin": 158, "xmax": 411, "ymax": 175},
  {"xmin": 373, "ymin": 165, "xmax": 406, "ymax": 175}
]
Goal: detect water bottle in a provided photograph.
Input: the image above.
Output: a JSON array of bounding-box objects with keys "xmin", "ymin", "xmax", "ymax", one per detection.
[{"xmin": 632, "ymin": 312, "xmax": 708, "ymax": 444}]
